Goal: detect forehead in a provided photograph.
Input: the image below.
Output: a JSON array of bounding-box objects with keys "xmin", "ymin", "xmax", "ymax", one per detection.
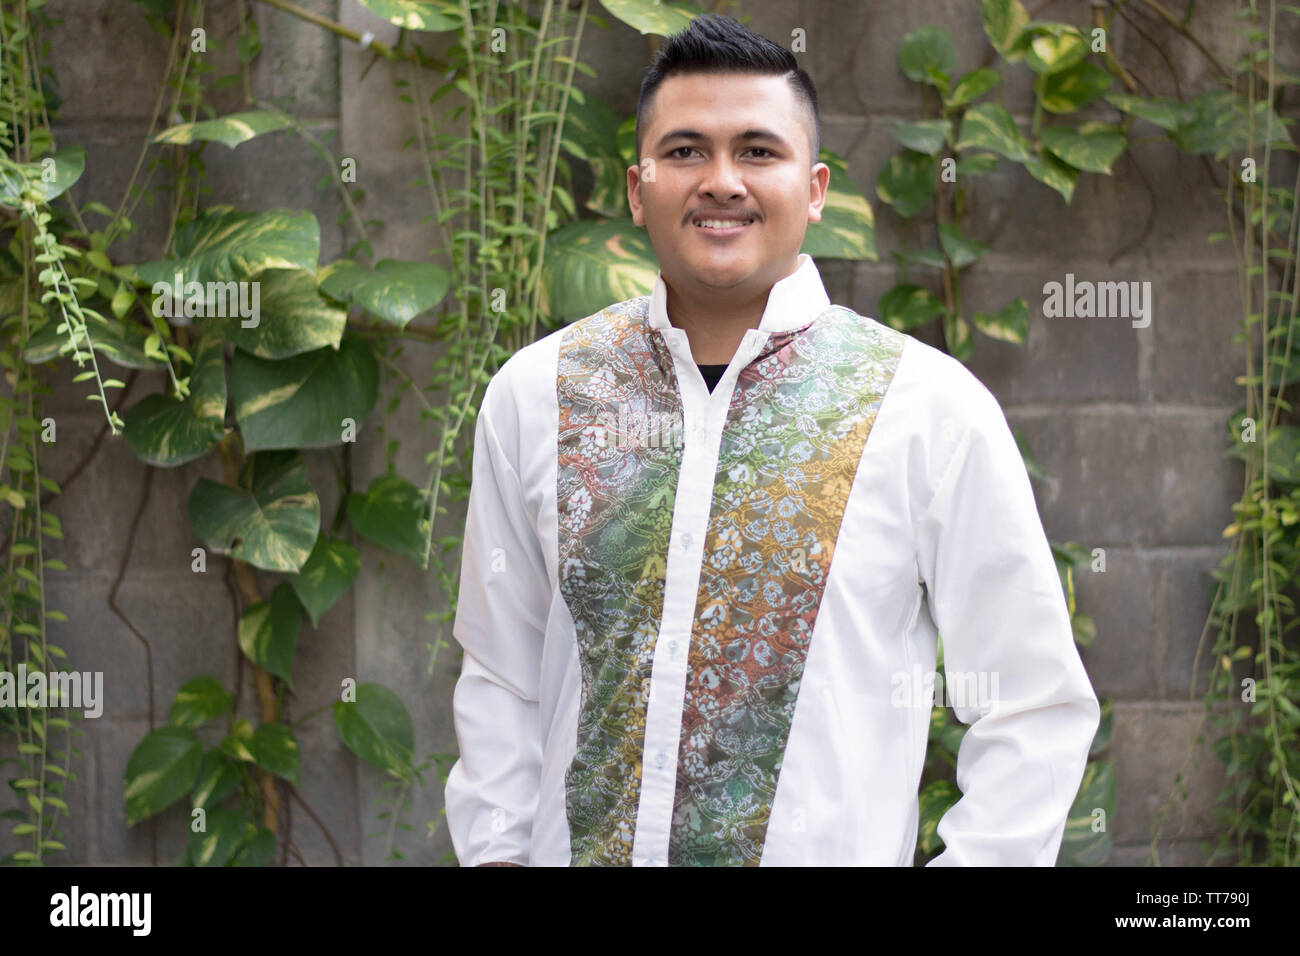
[{"xmin": 646, "ymin": 72, "xmax": 803, "ymax": 136}]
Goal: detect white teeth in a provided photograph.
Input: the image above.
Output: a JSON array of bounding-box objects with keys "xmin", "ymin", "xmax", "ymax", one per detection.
[{"xmin": 694, "ymin": 219, "xmax": 752, "ymax": 229}]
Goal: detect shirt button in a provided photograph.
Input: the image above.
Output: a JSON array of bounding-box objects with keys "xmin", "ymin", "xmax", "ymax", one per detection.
[
  {"xmin": 656, "ymin": 750, "xmax": 666, "ymax": 767},
  {"xmin": 681, "ymin": 532, "xmax": 692, "ymax": 551},
  {"xmin": 648, "ymin": 858, "xmax": 657, "ymax": 866}
]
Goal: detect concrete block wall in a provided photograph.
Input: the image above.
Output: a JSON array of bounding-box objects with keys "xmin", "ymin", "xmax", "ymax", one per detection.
[{"xmin": 1, "ymin": 0, "xmax": 1285, "ymax": 866}]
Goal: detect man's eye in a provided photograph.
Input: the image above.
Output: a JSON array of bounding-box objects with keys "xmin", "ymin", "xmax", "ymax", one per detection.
[{"xmin": 670, "ymin": 146, "xmax": 769, "ymax": 159}]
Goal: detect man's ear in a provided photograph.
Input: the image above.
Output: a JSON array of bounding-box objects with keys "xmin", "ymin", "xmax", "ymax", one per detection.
[
  {"xmin": 806, "ymin": 161, "xmax": 830, "ymax": 224},
  {"xmin": 628, "ymin": 162, "xmax": 644, "ymax": 226}
]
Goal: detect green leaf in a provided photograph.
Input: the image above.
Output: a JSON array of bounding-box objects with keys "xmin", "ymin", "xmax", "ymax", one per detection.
[
  {"xmin": 980, "ymin": 0, "xmax": 1030, "ymax": 58},
  {"xmin": 333, "ymin": 683, "xmax": 415, "ymax": 778},
  {"xmin": 944, "ymin": 310, "xmax": 973, "ymax": 363},
  {"xmin": 230, "ymin": 827, "xmax": 276, "ymax": 866},
  {"xmin": 188, "ymin": 807, "xmax": 249, "ymax": 867},
  {"xmin": 539, "ymin": 217, "xmax": 658, "ymax": 323},
  {"xmin": 877, "ymin": 284, "xmax": 945, "ymax": 332},
  {"xmin": 22, "ymin": 309, "xmax": 169, "ymax": 370},
  {"xmin": 188, "ymin": 450, "xmax": 321, "ymax": 573},
  {"xmin": 916, "ymin": 779, "xmax": 961, "ymax": 856},
  {"xmin": 802, "ymin": 148, "xmax": 877, "ymax": 261},
  {"xmin": 126, "ymin": 205, "xmax": 320, "ymax": 286},
  {"xmin": 875, "ymin": 150, "xmax": 937, "ymax": 218},
  {"xmin": 938, "ymin": 223, "xmax": 987, "ymax": 268},
  {"xmin": 231, "ymin": 334, "xmax": 379, "ymax": 451},
  {"xmin": 971, "ymin": 297, "xmax": 1029, "ymax": 345},
  {"xmin": 237, "ymin": 581, "xmax": 304, "ymax": 686},
  {"xmin": 169, "ymin": 675, "xmax": 233, "ymax": 730},
  {"xmin": 356, "ymin": 0, "xmax": 460, "ymax": 31},
  {"xmin": 152, "ymin": 109, "xmax": 294, "ymax": 149},
  {"xmin": 200, "ymin": 267, "xmax": 346, "ymax": 358},
  {"xmin": 946, "ymin": 68, "xmax": 999, "ymax": 107},
  {"xmin": 1040, "ymin": 124, "xmax": 1126, "ymax": 174},
  {"xmin": 956, "ymin": 104, "xmax": 1033, "ymax": 163},
  {"xmin": 1024, "ymin": 23, "xmax": 1087, "ymax": 75},
  {"xmin": 123, "ymin": 725, "xmax": 202, "ymax": 826},
  {"xmin": 221, "ymin": 719, "xmax": 257, "ymax": 762},
  {"xmin": 191, "ymin": 749, "xmax": 241, "ymax": 810},
  {"xmin": 561, "ymin": 90, "xmax": 629, "ymax": 218},
  {"xmin": 898, "ymin": 25, "xmax": 955, "ymax": 86},
  {"xmin": 890, "ymin": 246, "xmax": 948, "ymax": 270},
  {"xmin": 1103, "ymin": 92, "xmax": 1194, "ymax": 131},
  {"xmin": 124, "ymin": 335, "xmax": 226, "ymax": 466},
  {"xmin": 1023, "ymin": 149, "xmax": 1079, "ymax": 203},
  {"xmin": 1039, "ymin": 61, "xmax": 1113, "ymax": 114},
  {"xmin": 252, "ymin": 721, "xmax": 300, "ymax": 785},
  {"xmin": 596, "ymin": 0, "xmax": 698, "ymax": 36},
  {"xmin": 0, "ymin": 145, "xmax": 86, "ymax": 207},
  {"xmin": 318, "ymin": 259, "xmax": 450, "ymax": 328},
  {"xmin": 892, "ymin": 119, "xmax": 952, "ymax": 156},
  {"xmin": 346, "ymin": 473, "xmax": 432, "ymax": 568},
  {"xmin": 1170, "ymin": 90, "xmax": 1294, "ymax": 158},
  {"xmin": 955, "ymin": 151, "xmax": 999, "ymax": 177},
  {"xmin": 289, "ymin": 532, "xmax": 361, "ymax": 627},
  {"xmin": 1058, "ymin": 759, "xmax": 1115, "ymax": 866},
  {"xmin": 1092, "ymin": 697, "xmax": 1112, "ymax": 759}
]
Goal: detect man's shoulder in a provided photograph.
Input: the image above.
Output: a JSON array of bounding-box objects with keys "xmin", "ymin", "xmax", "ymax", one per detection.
[{"xmin": 844, "ymin": 314, "xmax": 1008, "ymax": 435}]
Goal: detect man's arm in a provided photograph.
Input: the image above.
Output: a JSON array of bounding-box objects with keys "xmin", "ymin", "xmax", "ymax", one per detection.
[
  {"xmin": 444, "ymin": 376, "xmax": 551, "ymax": 867},
  {"xmin": 915, "ymin": 382, "xmax": 1100, "ymax": 866}
]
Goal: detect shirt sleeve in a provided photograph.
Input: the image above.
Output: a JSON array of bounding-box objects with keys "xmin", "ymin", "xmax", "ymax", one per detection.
[
  {"xmin": 443, "ymin": 375, "xmax": 550, "ymax": 867},
  {"xmin": 915, "ymin": 381, "xmax": 1100, "ymax": 867}
]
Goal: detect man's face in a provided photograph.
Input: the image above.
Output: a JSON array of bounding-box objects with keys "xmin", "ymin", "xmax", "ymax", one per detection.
[{"xmin": 629, "ymin": 72, "xmax": 829, "ymax": 303}]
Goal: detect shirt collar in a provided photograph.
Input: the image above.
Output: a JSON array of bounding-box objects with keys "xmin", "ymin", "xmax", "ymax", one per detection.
[{"xmin": 647, "ymin": 253, "xmax": 831, "ymax": 336}]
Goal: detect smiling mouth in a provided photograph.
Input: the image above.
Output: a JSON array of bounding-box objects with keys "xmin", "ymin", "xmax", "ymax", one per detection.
[{"xmin": 692, "ymin": 218, "xmax": 755, "ymax": 232}]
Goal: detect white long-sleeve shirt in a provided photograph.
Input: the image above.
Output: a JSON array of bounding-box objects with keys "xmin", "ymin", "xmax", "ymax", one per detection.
[{"xmin": 443, "ymin": 253, "xmax": 1100, "ymax": 866}]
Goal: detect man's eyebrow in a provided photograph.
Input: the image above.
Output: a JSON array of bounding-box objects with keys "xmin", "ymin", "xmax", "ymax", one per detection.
[{"xmin": 655, "ymin": 128, "xmax": 792, "ymax": 150}]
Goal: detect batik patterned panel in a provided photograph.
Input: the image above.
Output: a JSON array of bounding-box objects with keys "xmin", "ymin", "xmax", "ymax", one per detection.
[
  {"xmin": 557, "ymin": 297, "xmax": 683, "ymax": 866},
  {"xmin": 669, "ymin": 307, "xmax": 906, "ymax": 865}
]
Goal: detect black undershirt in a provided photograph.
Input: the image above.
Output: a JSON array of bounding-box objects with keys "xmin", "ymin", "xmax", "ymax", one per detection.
[{"xmin": 697, "ymin": 363, "xmax": 729, "ymax": 393}]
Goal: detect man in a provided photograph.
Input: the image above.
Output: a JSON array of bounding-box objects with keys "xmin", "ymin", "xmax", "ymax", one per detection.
[{"xmin": 444, "ymin": 13, "xmax": 1100, "ymax": 867}]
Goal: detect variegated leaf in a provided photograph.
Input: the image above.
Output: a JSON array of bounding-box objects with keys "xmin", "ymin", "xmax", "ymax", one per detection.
[
  {"xmin": 561, "ymin": 90, "xmax": 628, "ymax": 218},
  {"xmin": 0, "ymin": 145, "xmax": 85, "ymax": 207},
  {"xmin": 539, "ymin": 217, "xmax": 659, "ymax": 324},
  {"xmin": 346, "ymin": 473, "xmax": 431, "ymax": 568},
  {"xmin": 972, "ymin": 296, "xmax": 1029, "ymax": 345},
  {"xmin": 1057, "ymin": 759, "xmax": 1115, "ymax": 866},
  {"xmin": 318, "ymin": 259, "xmax": 449, "ymax": 328},
  {"xmin": 188, "ymin": 450, "xmax": 321, "ymax": 573},
  {"xmin": 153, "ymin": 110, "xmax": 294, "ymax": 150},
  {"xmin": 956, "ymin": 103, "xmax": 1034, "ymax": 163},
  {"xmin": 124, "ymin": 334, "xmax": 227, "ymax": 466},
  {"xmin": 803, "ymin": 149, "xmax": 877, "ymax": 260},
  {"xmin": 597, "ymin": 0, "xmax": 698, "ymax": 36},
  {"xmin": 127, "ymin": 205, "xmax": 320, "ymax": 286},
  {"xmin": 231, "ymin": 334, "xmax": 379, "ymax": 451},
  {"xmin": 1040, "ymin": 124, "xmax": 1126, "ymax": 174},
  {"xmin": 356, "ymin": 0, "xmax": 460, "ymax": 31},
  {"xmin": 288, "ymin": 532, "xmax": 361, "ymax": 627},
  {"xmin": 333, "ymin": 683, "xmax": 414, "ymax": 778},
  {"xmin": 200, "ymin": 267, "xmax": 346, "ymax": 358}
]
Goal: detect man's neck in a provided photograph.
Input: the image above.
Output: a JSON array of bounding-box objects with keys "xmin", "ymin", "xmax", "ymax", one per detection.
[{"xmin": 664, "ymin": 261, "xmax": 799, "ymax": 364}]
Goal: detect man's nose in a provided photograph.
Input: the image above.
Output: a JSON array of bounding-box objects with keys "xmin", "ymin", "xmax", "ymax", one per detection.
[{"xmin": 699, "ymin": 155, "xmax": 746, "ymax": 200}]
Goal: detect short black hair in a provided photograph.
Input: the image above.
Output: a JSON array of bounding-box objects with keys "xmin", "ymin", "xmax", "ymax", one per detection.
[{"xmin": 635, "ymin": 13, "xmax": 821, "ymax": 164}]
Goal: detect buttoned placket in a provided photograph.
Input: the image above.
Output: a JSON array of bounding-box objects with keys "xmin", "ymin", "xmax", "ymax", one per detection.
[{"xmin": 629, "ymin": 325, "xmax": 770, "ymax": 867}]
